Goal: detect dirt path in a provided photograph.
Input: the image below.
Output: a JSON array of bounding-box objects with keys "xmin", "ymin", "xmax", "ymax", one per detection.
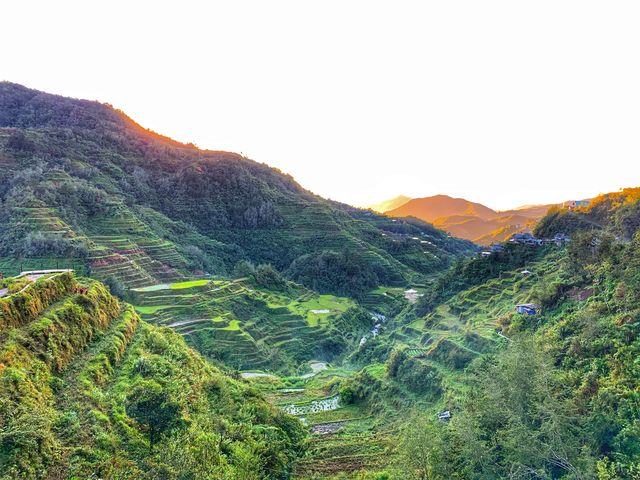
[{"xmin": 3, "ymin": 271, "xmax": 71, "ymax": 300}]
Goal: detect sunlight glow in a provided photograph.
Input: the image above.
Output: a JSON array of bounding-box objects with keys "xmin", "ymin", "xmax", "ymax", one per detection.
[{"xmin": 2, "ymin": 0, "xmax": 639, "ymax": 209}]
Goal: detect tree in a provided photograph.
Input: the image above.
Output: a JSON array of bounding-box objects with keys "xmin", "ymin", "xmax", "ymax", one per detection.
[
  {"xmin": 395, "ymin": 416, "xmax": 456, "ymax": 480},
  {"xmin": 457, "ymin": 338, "xmax": 595, "ymax": 478},
  {"xmin": 104, "ymin": 275, "xmax": 126, "ymax": 299},
  {"xmin": 395, "ymin": 338, "xmax": 597, "ymax": 479},
  {"xmin": 125, "ymin": 380, "xmax": 183, "ymax": 447}
]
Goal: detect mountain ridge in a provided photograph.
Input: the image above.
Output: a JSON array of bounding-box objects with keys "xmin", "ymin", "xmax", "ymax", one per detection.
[
  {"xmin": 381, "ymin": 194, "xmax": 556, "ymax": 245},
  {"xmin": 0, "ymin": 82, "xmax": 476, "ymax": 297}
]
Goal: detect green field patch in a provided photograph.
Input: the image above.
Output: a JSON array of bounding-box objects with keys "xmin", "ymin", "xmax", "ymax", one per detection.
[
  {"xmin": 220, "ymin": 319, "xmax": 241, "ymax": 331},
  {"xmin": 133, "ymin": 304, "xmax": 180, "ymax": 314},
  {"xmin": 170, "ymin": 279, "xmax": 210, "ymax": 289},
  {"xmin": 132, "ymin": 283, "xmax": 170, "ymax": 292}
]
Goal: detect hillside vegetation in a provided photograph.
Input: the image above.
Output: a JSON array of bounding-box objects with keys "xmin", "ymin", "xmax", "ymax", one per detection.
[
  {"xmin": 4, "ymin": 81, "xmax": 640, "ymax": 480},
  {"xmin": 128, "ymin": 268, "xmax": 369, "ymax": 374},
  {"xmin": 0, "ymin": 82, "xmax": 475, "ymax": 297},
  {"xmin": 0, "ymin": 272, "xmax": 304, "ymax": 479},
  {"xmin": 316, "ymin": 199, "xmax": 640, "ymax": 479}
]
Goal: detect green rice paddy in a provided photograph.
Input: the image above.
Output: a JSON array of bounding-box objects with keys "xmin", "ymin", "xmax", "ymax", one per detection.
[{"xmin": 130, "ymin": 278, "xmax": 357, "ymax": 373}]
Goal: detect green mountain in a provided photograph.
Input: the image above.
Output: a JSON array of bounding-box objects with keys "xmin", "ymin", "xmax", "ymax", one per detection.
[
  {"xmin": 320, "ymin": 194, "xmax": 640, "ymax": 478},
  {"xmin": 534, "ymin": 187, "xmax": 640, "ymax": 239},
  {"xmin": 0, "ymin": 272, "xmax": 304, "ymax": 479},
  {"xmin": 0, "ymin": 82, "xmax": 475, "ymax": 297},
  {"xmin": 4, "ymin": 80, "xmax": 640, "ymax": 480}
]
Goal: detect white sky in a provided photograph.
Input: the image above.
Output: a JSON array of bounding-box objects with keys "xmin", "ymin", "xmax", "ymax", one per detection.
[{"xmin": 2, "ymin": 1, "xmax": 639, "ymax": 210}]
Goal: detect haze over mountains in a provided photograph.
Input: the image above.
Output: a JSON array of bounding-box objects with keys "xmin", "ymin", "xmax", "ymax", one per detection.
[
  {"xmin": 365, "ymin": 195, "xmax": 412, "ymax": 214},
  {"xmin": 369, "ymin": 194, "xmax": 558, "ymax": 245}
]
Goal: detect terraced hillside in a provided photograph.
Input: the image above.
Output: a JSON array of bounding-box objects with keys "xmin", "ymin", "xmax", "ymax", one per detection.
[
  {"xmin": 382, "ymin": 253, "xmax": 566, "ymax": 400},
  {"xmin": 1, "ymin": 170, "xmax": 188, "ymax": 288},
  {"xmin": 0, "ymin": 82, "xmax": 476, "ymax": 296},
  {"xmin": 0, "ymin": 271, "xmax": 306, "ymax": 479},
  {"xmin": 129, "ymin": 278, "xmax": 372, "ymax": 373},
  {"xmin": 245, "ymin": 365, "xmax": 396, "ymax": 478}
]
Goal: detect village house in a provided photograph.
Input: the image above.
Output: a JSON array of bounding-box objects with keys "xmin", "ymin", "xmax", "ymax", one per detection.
[
  {"xmin": 404, "ymin": 288, "xmax": 423, "ymax": 303},
  {"xmin": 509, "ymin": 232, "xmax": 543, "ymax": 246},
  {"xmin": 437, "ymin": 410, "xmax": 452, "ymax": 421},
  {"xmin": 553, "ymin": 233, "xmax": 571, "ymax": 246},
  {"xmin": 515, "ymin": 303, "xmax": 538, "ymax": 315},
  {"xmin": 563, "ymin": 200, "xmax": 591, "ymax": 210}
]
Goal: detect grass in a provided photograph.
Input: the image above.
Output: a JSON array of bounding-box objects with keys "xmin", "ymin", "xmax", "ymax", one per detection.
[
  {"xmin": 221, "ymin": 319, "xmax": 241, "ymax": 330},
  {"xmin": 287, "ymin": 294, "xmax": 355, "ymax": 327},
  {"xmin": 170, "ymin": 279, "xmax": 210, "ymax": 289},
  {"xmin": 133, "ymin": 304, "xmax": 180, "ymax": 314}
]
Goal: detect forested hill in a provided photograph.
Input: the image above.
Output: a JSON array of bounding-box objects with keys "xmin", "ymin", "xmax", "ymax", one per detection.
[
  {"xmin": 0, "ymin": 82, "xmax": 475, "ymax": 297},
  {"xmin": 534, "ymin": 187, "xmax": 640, "ymax": 240}
]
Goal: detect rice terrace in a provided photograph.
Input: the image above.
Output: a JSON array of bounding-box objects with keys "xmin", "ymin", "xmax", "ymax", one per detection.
[{"xmin": 2, "ymin": 3, "xmax": 640, "ymax": 478}]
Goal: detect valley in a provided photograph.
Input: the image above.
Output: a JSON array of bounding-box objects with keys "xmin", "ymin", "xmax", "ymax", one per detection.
[{"xmin": 1, "ymin": 83, "xmax": 640, "ymax": 480}]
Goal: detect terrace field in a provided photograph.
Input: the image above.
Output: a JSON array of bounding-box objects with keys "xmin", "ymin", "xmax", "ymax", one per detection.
[
  {"xmin": 1, "ymin": 176, "xmax": 189, "ymax": 288},
  {"xmin": 245, "ymin": 364, "xmax": 397, "ymax": 478},
  {"xmin": 0, "ymin": 270, "xmax": 304, "ymax": 479},
  {"xmin": 369, "ymin": 251, "xmax": 572, "ymax": 402},
  {"xmin": 129, "ymin": 277, "xmax": 368, "ymax": 373}
]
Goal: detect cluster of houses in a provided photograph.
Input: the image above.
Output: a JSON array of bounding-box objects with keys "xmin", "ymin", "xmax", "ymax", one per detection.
[
  {"xmin": 509, "ymin": 232, "xmax": 571, "ymax": 246},
  {"xmin": 509, "ymin": 232, "xmax": 544, "ymax": 246},
  {"xmin": 480, "ymin": 232, "xmax": 571, "ymax": 257}
]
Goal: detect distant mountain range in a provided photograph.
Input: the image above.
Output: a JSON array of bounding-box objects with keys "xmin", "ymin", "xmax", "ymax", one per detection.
[{"xmin": 369, "ymin": 194, "xmax": 557, "ymax": 245}]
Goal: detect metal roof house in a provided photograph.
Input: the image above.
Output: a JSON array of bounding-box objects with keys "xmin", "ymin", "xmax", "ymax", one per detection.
[
  {"xmin": 516, "ymin": 303, "xmax": 538, "ymax": 315},
  {"xmin": 437, "ymin": 410, "xmax": 452, "ymax": 421},
  {"xmin": 553, "ymin": 233, "xmax": 571, "ymax": 245}
]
